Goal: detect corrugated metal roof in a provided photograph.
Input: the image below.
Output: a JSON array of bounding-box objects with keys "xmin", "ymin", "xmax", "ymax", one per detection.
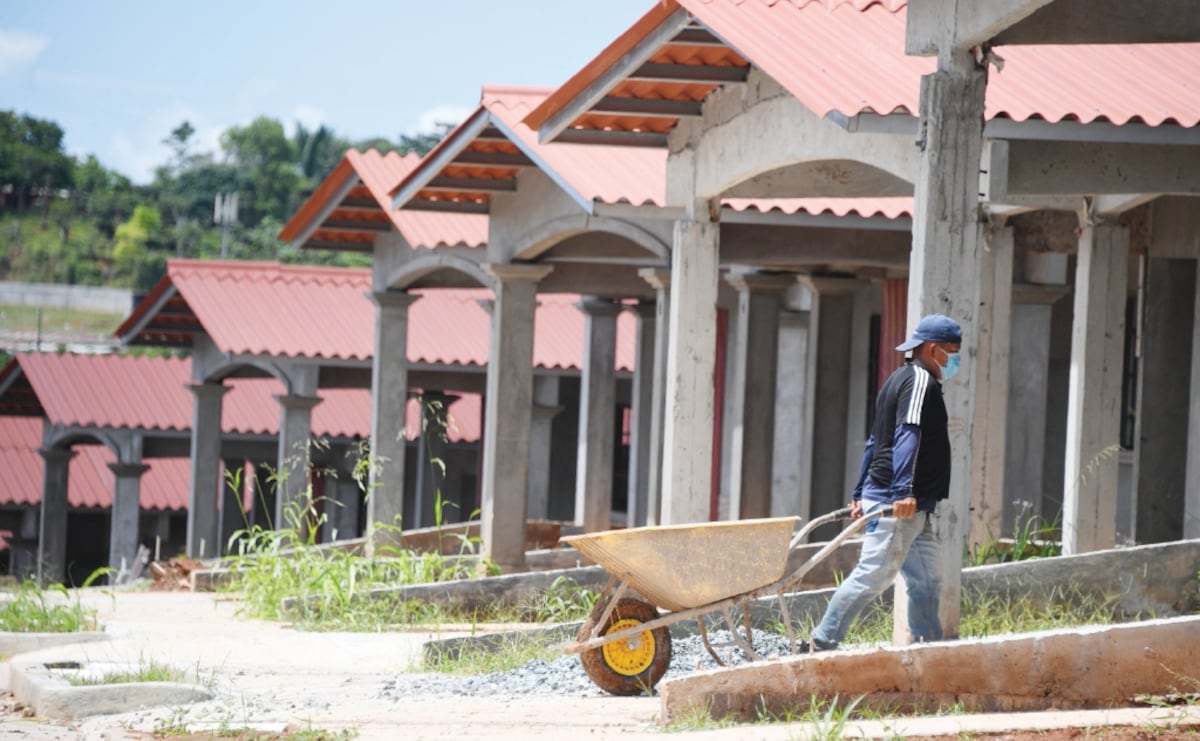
[
  {"xmin": 120, "ymin": 260, "xmax": 636, "ymax": 371},
  {"xmin": 724, "ymin": 196, "xmax": 911, "ymax": 219},
  {"xmin": 168, "ymin": 260, "xmax": 376, "ymax": 362},
  {"xmin": 0, "ymin": 416, "xmax": 189, "ymax": 510},
  {"xmin": 8, "ymin": 353, "xmax": 368, "ymax": 439},
  {"xmin": 391, "ymin": 86, "xmax": 666, "ymax": 214},
  {"xmin": 529, "ymin": 0, "xmax": 1200, "ymax": 145},
  {"xmin": 278, "ymin": 149, "xmax": 488, "ymax": 252}
]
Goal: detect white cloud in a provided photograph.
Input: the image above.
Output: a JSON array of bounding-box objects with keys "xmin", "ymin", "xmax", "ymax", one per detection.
[
  {"xmin": 415, "ymin": 105, "xmax": 471, "ymax": 134},
  {"xmin": 0, "ymin": 29, "xmax": 49, "ymax": 76}
]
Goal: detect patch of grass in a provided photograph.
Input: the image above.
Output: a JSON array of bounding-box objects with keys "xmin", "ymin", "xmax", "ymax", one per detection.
[
  {"xmin": 64, "ymin": 656, "xmax": 185, "ymax": 686},
  {"xmin": 662, "ymin": 700, "xmax": 741, "ymax": 732},
  {"xmin": 424, "ymin": 631, "xmax": 560, "ymax": 675},
  {"xmin": 0, "ymin": 303, "xmax": 124, "ymax": 337},
  {"xmin": 0, "ymin": 576, "xmax": 103, "ymax": 632}
]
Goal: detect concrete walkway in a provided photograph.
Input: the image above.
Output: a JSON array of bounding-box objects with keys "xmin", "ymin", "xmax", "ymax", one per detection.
[{"xmin": 1, "ymin": 589, "xmax": 1199, "ymax": 740}]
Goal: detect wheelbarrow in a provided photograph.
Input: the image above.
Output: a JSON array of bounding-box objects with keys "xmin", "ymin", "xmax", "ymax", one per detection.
[{"xmin": 561, "ymin": 506, "xmax": 889, "ymax": 695}]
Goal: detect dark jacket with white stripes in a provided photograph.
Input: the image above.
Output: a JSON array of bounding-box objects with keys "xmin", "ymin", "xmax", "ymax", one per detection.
[{"xmin": 852, "ymin": 360, "xmax": 951, "ymax": 513}]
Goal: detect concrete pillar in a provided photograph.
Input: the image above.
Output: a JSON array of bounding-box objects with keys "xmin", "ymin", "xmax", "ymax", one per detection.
[
  {"xmin": 638, "ymin": 268, "xmax": 671, "ymax": 526},
  {"xmin": 274, "ymin": 392, "xmax": 322, "ymax": 528},
  {"xmin": 626, "ymin": 301, "xmax": 657, "ymax": 527},
  {"xmin": 219, "ymin": 459, "xmax": 245, "ymax": 555},
  {"xmin": 413, "ymin": 390, "xmax": 456, "ymax": 529},
  {"xmin": 36, "ymin": 447, "xmax": 76, "ymax": 585},
  {"xmin": 772, "ymin": 308, "xmax": 810, "ymax": 517},
  {"xmin": 843, "ymin": 284, "xmax": 878, "ymax": 495},
  {"xmin": 967, "ymin": 226, "xmax": 1014, "ymax": 550},
  {"xmin": 725, "ymin": 270, "xmax": 791, "ymax": 519},
  {"xmin": 527, "ymin": 376, "xmax": 561, "ymax": 522},
  {"xmin": 107, "ymin": 462, "xmax": 150, "ymax": 578},
  {"xmin": 187, "ymin": 382, "xmax": 228, "ymax": 559},
  {"xmin": 1134, "ymin": 257, "xmax": 1196, "ymax": 544},
  {"xmin": 574, "ymin": 297, "xmax": 621, "ymax": 533},
  {"xmin": 1063, "ymin": 221, "xmax": 1129, "ymax": 555},
  {"xmin": 1188, "ymin": 260, "xmax": 1200, "ymax": 540},
  {"xmin": 1005, "ymin": 281, "xmax": 1067, "ymax": 535},
  {"xmin": 480, "ymin": 263, "xmax": 553, "ymax": 570},
  {"xmin": 904, "ymin": 50, "xmax": 988, "ymax": 641},
  {"xmin": 661, "ymin": 219, "xmax": 719, "ymax": 524},
  {"xmin": 803, "ymin": 278, "xmax": 858, "ymax": 527},
  {"xmin": 367, "ymin": 291, "xmax": 418, "ymax": 542}
]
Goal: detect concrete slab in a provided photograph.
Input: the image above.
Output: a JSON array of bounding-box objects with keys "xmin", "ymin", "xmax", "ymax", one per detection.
[
  {"xmin": 659, "ymin": 615, "xmax": 1200, "ymax": 723},
  {"xmin": 0, "ymin": 631, "xmax": 108, "ymax": 691},
  {"xmin": 9, "ymin": 657, "xmax": 212, "ymax": 720}
]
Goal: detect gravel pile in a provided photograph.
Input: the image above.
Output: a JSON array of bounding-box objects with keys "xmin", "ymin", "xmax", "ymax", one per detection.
[{"xmin": 381, "ymin": 629, "xmax": 803, "ymax": 700}]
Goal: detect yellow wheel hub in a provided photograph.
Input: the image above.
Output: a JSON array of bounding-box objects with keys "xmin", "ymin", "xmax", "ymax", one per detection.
[{"xmin": 601, "ymin": 618, "xmax": 656, "ymax": 676}]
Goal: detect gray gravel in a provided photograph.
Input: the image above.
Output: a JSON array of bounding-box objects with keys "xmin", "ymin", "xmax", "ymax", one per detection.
[{"xmin": 381, "ymin": 629, "xmax": 802, "ymax": 699}]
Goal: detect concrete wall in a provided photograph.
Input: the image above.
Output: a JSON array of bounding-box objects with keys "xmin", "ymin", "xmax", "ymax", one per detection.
[{"xmin": 0, "ymin": 282, "xmax": 134, "ymax": 314}]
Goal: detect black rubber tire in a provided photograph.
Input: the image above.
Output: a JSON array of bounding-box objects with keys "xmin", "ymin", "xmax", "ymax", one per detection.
[{"xmin": 577, "ymin": 598, "xmax": 672, "ymax": 696}]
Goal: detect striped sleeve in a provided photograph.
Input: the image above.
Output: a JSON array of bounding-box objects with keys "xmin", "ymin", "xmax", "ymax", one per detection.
[{"xmin": 902, "ymin": 365, "xmax": 931, "ymax": 426}]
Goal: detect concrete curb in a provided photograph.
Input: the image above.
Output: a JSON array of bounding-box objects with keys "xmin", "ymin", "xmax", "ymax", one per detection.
[
  {"xmin": 8, "ymin": 656, "xmax": 213, "ymax": 720},
  {"xmin": 0, "ymin": 632, "xmax": 109, "ymax": 691}
]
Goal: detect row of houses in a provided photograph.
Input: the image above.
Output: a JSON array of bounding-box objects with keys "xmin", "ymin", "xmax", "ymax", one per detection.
[{"xmin": 2, "ymin": 1, "xmax": 1198, "ymax": 641}]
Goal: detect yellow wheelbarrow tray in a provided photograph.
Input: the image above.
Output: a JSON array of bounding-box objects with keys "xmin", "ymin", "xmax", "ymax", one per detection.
[{"xmin": 561, "ymin": 506, "xmax": 890, "ymax": 695}]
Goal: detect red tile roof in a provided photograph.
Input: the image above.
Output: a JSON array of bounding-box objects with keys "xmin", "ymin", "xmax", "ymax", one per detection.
[
  {"xmin": 117, "ymin": 260, "xmax": 636, "ymax": 372},
  {"xmin": 527, "ymin": 0, "xmax": 1200, "ymax": 144},
  {"xmin": 390, "ymin": 86, "xmax": 666, "ymax": 215},
  {"xmin": 0, "ymin": 416, "xmax": 189, "ymax": 510},
  {"xmin": 278, "ymin": 149, "xmax": 488, "ymax": 252},
  {"xmin": 724, "ymin": 197, "xmax": 911, "ymax": 220},
  {"xmin": 3, "ymin": 353, "xmax": 371, "ymax": 439}
]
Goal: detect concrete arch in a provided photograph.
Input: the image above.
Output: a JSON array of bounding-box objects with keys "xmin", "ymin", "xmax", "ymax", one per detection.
[
  {"xmin": 385, "ymin": 253, "xmax": 496, "ymax": 292},
  {"xmin": 511, "ymin": 214, "xmax": 670, "ymax": 263},
  {"xmin": 198, "ymin": 357, "xmax": 282, "ymax": 386},
  {"xmin": 44, "ymin": 428, "xmax": 121, "ymax": 458},
  {"xmin": 685, "ymin": 70, "xmax": 918, "ymax": 200}
]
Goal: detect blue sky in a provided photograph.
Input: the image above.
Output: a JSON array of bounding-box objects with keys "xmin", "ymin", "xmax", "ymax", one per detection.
[{"xmin": 0, "ymin": 0, "xmax": 653, "ymax": 184}]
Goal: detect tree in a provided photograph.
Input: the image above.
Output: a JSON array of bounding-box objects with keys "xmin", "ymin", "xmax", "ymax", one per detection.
[
  {"xmin": 0, "ymin": 111, "xmax": 75, "ymax": 210},
  {"xmin": 220, "ymin": 117, "xmax": 302, "ymax": 225}
]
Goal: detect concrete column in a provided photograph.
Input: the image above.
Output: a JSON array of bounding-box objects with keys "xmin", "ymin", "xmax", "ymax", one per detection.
[
  {"xmin": 843, "ymin": 284, "xmax": 878, "ymax": 496},
  {"xmin": 107, "ymin": 462, "xmax": 150, "ymax": 578},
  {"xmin": 413, "ymin": 390, "xmax": 456, "ymax": 529},
  {"xmin": 1005, "ymin": 281, "xmax": 1068, "ymax": 535},
  {"xmin": 274, "ymin": 393, "xmax": 322, "ymax": 528},
  {"xmin": 1063, "ymin": 221, "xmax": 1129, "ymax": 554},
  {"xmin": 638, "ymin": 268, "xmax": 671, "ymax": 526},
  {"xmin": 802, "ymin": 278, "xmax": 858, "ymax": 526},
  {"xmin": 367, "ymin": 291, "xmax": 419, "ymax": 542},
  {"xmin": 527, "ymin": 376, "xmax": 561, "ymax": 521},
  {"xmin": 574, "ymin": 297, "xmax": 622, "ymax": 533},
  {"xmin": 904, "ymin": 50, "xmax": 988, "ymax": 641},
  {"xmin": 480, "ymin": 263, "xmax": 553, "ymax": 570},
  {"xmin": 187, "ymin": 382, "xmax": 229, "ymax": 559},
  {"xmin": 626, "ymin": 301, "xmax": 657, "ymax": 527},
  {"xmin": 967, "ymin": 226, "xmax": 1014, "ymax": 551},
  {"xmin": 1134, "ymin": 257, "xmax": 1196, "ymax": 544},
  {"xmin": 772, "ymin": 308, "xmax": 810, "ymax": 517},
  {"xmin": 661, "ymin": 219, "xmax": 719, "ymax": 524},
  {"xmin": 1188, "ymin": 260, "xmax": 1200, "ymax": 539},
  {"xmin": 36, "ymin": 447, "xmax": 76, "ymax": 585},
  {"xmin": 725, "ymin": 270, "xmax": 792, "ymax": 519}
]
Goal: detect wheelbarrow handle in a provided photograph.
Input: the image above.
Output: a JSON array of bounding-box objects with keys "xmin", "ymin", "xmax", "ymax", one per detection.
[{"xmin": 789, "ymin": 504, "xmax": 894, "ymax": 549}]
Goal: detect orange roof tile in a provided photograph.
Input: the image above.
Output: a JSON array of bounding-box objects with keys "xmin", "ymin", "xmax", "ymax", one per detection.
[
  {"xmin": 527, "ymin": 0, "xmax": 1200, "ymax": 145},
  {"xmin": 0, "ymin": 416, "xmax": 189, "ymax": 510},
  {"xmin": 279, "ymin": 149, "xmax": 487, "ymax": 252},
  {"xmin": 390, "ymin": 86, "xmax": 665, "ymax": 215},
  {"xmin": 117, "ymin": 260, "xmax": 636, "ymax": 372}
]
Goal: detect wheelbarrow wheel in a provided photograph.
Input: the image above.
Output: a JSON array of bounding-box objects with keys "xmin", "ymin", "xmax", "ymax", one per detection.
[{"xmin": 578, "ymin": 598, "xmax": 672, "ymax": 696}]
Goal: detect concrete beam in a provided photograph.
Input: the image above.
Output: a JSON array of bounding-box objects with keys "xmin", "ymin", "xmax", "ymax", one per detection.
[
  {"xmin": 986, "ymin": 140, "xmax": 1200, "ymax": 199},
  {"xmin": 906, "ymin": 0, "xmax": 1053, "ymax": 55}
]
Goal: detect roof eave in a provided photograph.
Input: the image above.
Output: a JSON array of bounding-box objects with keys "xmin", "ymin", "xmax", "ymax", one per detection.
[
  {"xmin": 390, "ymin": 109, "xmax": 494, "ymax": 211},
  {"xmin": 278, "ymin": 156, "xmax": 357, "ymax": 243},
  {"xmin": 115, "ymin": 283, "xmax": 181, "ymax": 347},
  {"xmin": 527, "ymin": 5, "xmax": 693, "ymax": 144}
]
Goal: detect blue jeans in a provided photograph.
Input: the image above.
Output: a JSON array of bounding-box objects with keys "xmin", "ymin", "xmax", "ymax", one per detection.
[{"xmin": 811, "ymin": 503, "xmax": 943, "ymax": 647}]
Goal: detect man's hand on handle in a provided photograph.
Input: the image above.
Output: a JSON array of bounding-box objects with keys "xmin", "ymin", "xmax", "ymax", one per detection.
[
  {"xmin": 848, "ymin": 499, "xmax": 863, "ymax": 519},
  {"xmin": 891, "ymin": 495, "xmax": 918, "ymax": 519}
]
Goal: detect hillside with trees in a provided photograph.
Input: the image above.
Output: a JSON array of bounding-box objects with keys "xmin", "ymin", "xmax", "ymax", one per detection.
[{"xmin": 0, "ymin": 110, "xmax": 448, "ymax": 291}]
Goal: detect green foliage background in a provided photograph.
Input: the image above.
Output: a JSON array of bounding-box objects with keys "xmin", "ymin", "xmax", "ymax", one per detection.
[{"xmin": 0, "ymin": 111, "xmax": 452, "ymax": 290}]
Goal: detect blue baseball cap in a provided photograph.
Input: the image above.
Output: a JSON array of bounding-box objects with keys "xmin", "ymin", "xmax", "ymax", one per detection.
[{"xmin": 896, "ymin": 314, "xmax": 962, "ymax": 352}]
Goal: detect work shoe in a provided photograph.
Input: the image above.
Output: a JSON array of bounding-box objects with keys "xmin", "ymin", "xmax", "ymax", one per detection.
[{"xmin": 797, "ymin": 637, "xmax": 837, "ymax": 654}]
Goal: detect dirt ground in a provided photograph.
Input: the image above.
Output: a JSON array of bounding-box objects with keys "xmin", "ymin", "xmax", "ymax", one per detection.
[{"xmin": 2, "ymin": 590, "xmax": 1198, "ymax": 740}]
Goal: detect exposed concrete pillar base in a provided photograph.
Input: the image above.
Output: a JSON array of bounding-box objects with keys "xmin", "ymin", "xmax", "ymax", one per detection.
[
  {"xmin": 107, "ymin": 462, "xmax": 150, "ymax": 580},
  {"xmin": 37, "ymin": 448, "xmax": 77, "ymax": 585}
]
